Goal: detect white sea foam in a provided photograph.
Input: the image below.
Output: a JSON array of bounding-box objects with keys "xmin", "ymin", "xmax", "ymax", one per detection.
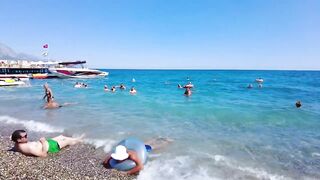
[
  {"xmin": 0, "ymin": 115, "xmax": 63, "ymax": 133},
  {"xmin": 311, "ymin": 152, "xmax": 320, "ymax": 157},
  {"xmin": 83, "ymin": 138, "xmax": 116, "ymax": 152},
  {"xmin": 204, "ymin": 153, "xmax": 289, "ymax": 180},
  {"xmin": 138, "ymin": 156, "xmax": 216, "ymax": 180}
]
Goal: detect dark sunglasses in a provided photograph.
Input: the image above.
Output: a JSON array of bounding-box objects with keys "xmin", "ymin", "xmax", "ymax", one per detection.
[{"xmin": 20, "ymin": 134, "xmax": 27, "ymax": 139}]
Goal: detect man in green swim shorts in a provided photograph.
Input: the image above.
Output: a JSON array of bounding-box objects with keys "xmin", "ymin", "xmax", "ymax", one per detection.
[{"xmin": 11, "ymin": 130, "xmax": 84, "ymax": 157}]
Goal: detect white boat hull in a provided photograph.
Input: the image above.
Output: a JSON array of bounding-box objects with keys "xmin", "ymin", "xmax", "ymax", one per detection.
[{"xmin": 49, "ymin": 68, "xmax": 108, "ymax": 79}]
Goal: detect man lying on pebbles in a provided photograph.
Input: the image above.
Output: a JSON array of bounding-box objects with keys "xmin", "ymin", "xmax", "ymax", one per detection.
[{"xmin": 11, "ymin": 130, "xmax": 84, "ymax": 157}]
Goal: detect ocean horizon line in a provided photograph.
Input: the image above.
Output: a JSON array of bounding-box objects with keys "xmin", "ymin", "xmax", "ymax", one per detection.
[{"xmin": 95, "ymin": 68, "xmax": 320, "ymax": 71}]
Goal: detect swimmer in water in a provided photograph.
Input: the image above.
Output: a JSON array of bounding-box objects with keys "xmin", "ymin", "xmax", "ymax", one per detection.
[
  {"xmin": 119, "ymin": 83, "xmax": 126, "ymax": 90},
  {"xmin": 111, "ymin": 86, "xmax": 116, "ymax": 92},
  {"xmin": 247, "ymin": 84, "xmax": 253, "ymax": 89},
  {"xmin": 129, "ymin": 87, "xmax": 137, "ymax": 94},
  {"xmin": 296, "ymin": 100, "xmax": 302, "ymax": 108},
  {"xmin": 183, "ymin": 82, "xmax": 194, "ymax": 88},
  {"xmin": 104, "ymin": 85, "xmax": 110, "ymax": 91},
  {"xmin": 184, "ymin": 87, "xmax": 192, "ymax": 96}
]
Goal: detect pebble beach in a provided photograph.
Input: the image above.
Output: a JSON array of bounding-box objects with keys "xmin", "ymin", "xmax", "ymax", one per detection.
[{"xmin": 0, "ymin": 124, "xmax": 135, "ymax": 180}]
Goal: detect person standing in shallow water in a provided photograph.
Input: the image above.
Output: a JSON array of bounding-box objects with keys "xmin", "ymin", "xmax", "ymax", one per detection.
[
  {"xmin": 184, "ymin": 87, "xmax": 192, "ymax": 96},
  {"xmin": 43, "ymin": 83, "xmax": 53, "ymax": 103}
]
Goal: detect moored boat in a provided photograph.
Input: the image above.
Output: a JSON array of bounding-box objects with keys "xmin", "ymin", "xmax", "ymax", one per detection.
[
  {"xmin": 48, "ymin": 61, "xmax": 108, "ymax": 78},
  {"xmin": 0, "ymin": 78, "xmax": 26, "ymax": 86}
]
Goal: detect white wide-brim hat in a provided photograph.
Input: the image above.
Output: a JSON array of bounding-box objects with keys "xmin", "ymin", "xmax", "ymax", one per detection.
[{"xmin": 111, "ymin": 145, "xmax": 129, "ymax": 161}]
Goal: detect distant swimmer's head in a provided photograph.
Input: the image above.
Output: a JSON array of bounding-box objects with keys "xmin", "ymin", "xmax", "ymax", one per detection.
[
  {"xmin": 11, "ymin": 130, "xmax": 27, "ymax": 143},
  {"xmin": 111, "ymin": 145, "xmax": 129, "ymax": 161},
  {"xmin": 130, "ymin": 87, "xmax": 137, "ymax": 94},
  {"xmin": 296, "ymin": 101, "xmax": 302, "ymax": 108}
]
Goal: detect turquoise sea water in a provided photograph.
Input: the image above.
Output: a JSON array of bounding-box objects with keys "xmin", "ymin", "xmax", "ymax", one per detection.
[{"xmin": 0, "ymin": 70, "xmax": 320, "ymax": 180}]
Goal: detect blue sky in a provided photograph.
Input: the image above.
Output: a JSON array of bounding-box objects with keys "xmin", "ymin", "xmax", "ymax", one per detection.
[{"xmin": 0, "ymin": 0, "xmax": 319, "ymax": 69}]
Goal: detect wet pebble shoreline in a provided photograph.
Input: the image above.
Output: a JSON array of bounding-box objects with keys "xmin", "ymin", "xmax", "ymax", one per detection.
[{"xmin": 0, "ymin": 125, "xmax": 135, "ymax": 180}]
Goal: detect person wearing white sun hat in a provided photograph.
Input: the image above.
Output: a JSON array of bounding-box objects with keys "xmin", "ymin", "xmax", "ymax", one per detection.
[
  {"xmin": 103, "ymin": 141, "xmax": 144, "ymax": 175},
  {"xmin": 103, "ymin": 137, "xmax": 173, "ymax": 175},
  {"xmin": 111, "ymin": 145, "xmax": 129, "ymax": 160}
]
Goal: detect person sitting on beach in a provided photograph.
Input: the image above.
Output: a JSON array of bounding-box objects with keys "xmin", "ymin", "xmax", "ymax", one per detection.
[
  {"xmin": 43, "ymin": 83, "xmax": 54, "ymax": 103},
  {"xmin": 184, "ymin": 87, "xmax": 192, "ymax": 96},
  {"xmin": 43, "ymin": 97, "xmax": 76, "ymax": 109},
  {"xmin": 129, "ymin": 87, "xmax": 137, "ymax": 94},
  {"xmin": 43, "ymin": 97, "xmax": 62, "ymax": 109},
  {"xmin": 119, "ymin": 83, "xmax": 126, "ymax": 90},
  {"xmin": 11, "ymin": 130, "xmax": 84, "ymax": 157},
  {"xmin": 111, "ymin": 86, "xmax": 116, "ymax": 92}
]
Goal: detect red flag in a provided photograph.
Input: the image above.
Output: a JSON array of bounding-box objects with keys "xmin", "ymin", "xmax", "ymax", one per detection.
[{"xmin": 43, "ymin": 44, "xmax": 48, "ymax": 48}]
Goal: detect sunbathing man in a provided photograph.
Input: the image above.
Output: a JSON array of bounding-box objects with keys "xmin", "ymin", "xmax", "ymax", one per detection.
[{"xmin": 11, "ymin": 130, "xmax": 83, "ymax": 157}]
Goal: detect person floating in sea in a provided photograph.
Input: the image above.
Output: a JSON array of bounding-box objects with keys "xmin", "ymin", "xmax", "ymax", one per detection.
[
  {"xmin": 74, "ymin": 82, "xmax": 88, "ymax": 88},
  {"xmin": 74, "ymin": 82, "xmax": 81, "ymax": 88},
  {"xmin": 129, "ymin": 87, "xmax": 137, "ymax": 94},
  {"xmin": 111, "ymin": 86, "xmax": 116, "ymax": 92},
  {"xmin": 11, "ymin": 130, "xmax": 84, "ymax": 157},
  {"xmin": 184, "ymin": 87, "xmax": 192, "ymax": 96},
  {"xmin": 296, "ymin": 100, "xmax": 302, "ymax": 108},
  {"xmin": 104, "ymin": 85, "xmax": 110, "ymax": 92},
  {"xmin": 119, "ymin": 83, "xmax": 126, "ymax": 90},
  {"xmin": 43, "ymin": 83, "xmax": 54, "ymax": 103},
  {"xmin": 103, "ymin": 137, "xmax": 172, "ymax": 175}
]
